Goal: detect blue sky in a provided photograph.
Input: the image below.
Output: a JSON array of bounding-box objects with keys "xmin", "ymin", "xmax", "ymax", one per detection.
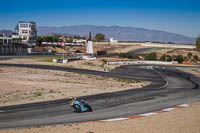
[{"xmin": 0, "ymin": 0, "xmax": 199, "ymax": 37}]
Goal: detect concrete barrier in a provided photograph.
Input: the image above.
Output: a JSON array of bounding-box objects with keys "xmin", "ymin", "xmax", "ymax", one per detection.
[
  {"xmin": 52, "ymin": 59, "xmax": 58, "ymax": 63},
  {"xmin": 107, "ymin": 61, "xmax": 178, "ymax": 65},
  {"xmin": 63, "ymin": 59, "xmax": 68, "ymax": 64}
]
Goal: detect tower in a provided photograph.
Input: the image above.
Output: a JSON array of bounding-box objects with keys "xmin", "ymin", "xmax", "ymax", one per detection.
[{"xmin": 16, "ymin": 21, "xmax": 37, "ymax": 46}]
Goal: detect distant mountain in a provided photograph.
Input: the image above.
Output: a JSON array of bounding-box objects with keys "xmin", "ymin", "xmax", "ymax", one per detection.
[
  {"xmin": 37, "ymin": 25, "xmax": 195, "ymax": 44},
  {"xmin": 0, "ymin": 30, "xmax": 13, "ymax": 37},
  {"xmin": 1, "ymin": 25, "xmax": 194, "ymax": 44},
  {"xmin": 38, "ymin": 25, "xmax": 196, "ymax": 44}
]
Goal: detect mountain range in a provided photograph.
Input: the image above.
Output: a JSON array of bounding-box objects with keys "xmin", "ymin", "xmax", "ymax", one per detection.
[
  {"xmin": 0, "ymin": 30, "xmax": 13, "ymax": 36},
  {"xmin": 37, "ymin": 25, "xmax": 195, "ymax": 44},
  {"xmin": 0, "ymin": 25, "xmax": 195, "ymax": 44}
]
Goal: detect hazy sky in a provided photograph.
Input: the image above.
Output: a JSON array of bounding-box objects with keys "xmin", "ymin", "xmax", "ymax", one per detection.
[{"xmin": 0, "ymin": 0, "xmax": 199, "ymax": 37}]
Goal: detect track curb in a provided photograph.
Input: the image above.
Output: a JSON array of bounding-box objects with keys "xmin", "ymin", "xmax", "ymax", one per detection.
[{"xmin": 88, "ymin": 104, "xmax": 189, "ymax": 123}]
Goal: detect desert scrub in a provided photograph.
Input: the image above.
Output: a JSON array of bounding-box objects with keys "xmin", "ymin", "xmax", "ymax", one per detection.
[
  {"xmin": 33, "ymin": 92, "xmax": 42, "ymax": 97},
  {"xmin": 49, "ymin": 90, "xmax": 56, "ymax": 93},
  {"xmin": 30, "ymin": 56, "xmax": 61, "ymax": 62},
  {"xmin": 115, "ymin": 78, "xmax": 141, "ymax": 83},
  {"xmin": 84, "ymin": 62, "xmax": 95, "ymax": 66}
]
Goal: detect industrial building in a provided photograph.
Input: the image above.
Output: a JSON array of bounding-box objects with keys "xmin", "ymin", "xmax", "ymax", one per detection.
[
  {"xmin": 0, "ymin": 34, "xmax": 27, "ymax": 55},
  {"xmin": 0, "ymin": 21, "xmax": 37, "ymax": 55},
  {"xmin": 16, "ymin": 21, "xmax": 37, "ymax": 46}
]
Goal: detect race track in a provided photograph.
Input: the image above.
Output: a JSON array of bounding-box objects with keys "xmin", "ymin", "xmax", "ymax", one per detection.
[{"xmin": 0, "ymin": 63, "xmax": 199, "ymax": 129}]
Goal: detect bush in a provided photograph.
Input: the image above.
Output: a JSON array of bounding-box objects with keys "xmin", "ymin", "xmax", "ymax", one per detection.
[
  {"xmin": 193, "ymin": 55, "xmax": 199, "ymax": 60},
  {"xmin": 144, "ymin": 52, "xmax": 157, "ymax": 61},
  {"xmin": 102, "ymin": 59, "xmax": 108, "ymax": 64},
  {"xmin": 175, "ymin": 55, "xmax": 184, "ymax": 63},
  {"xmin": 160, "ymin": 54, "xmax": 166, "ymax": 61},
  {"xmin": 187, "ymin": 52, "xmax": 193, "ymax": 59},
  {"xmin": 119, "ymin": 53, "xmax": 133, "ymax": 59},
  {"xmin": 166, "ymin": 55, "xmax": 172, "ymax": 61},
  {"xmin": 195, "ymin": 36, "xmax": 200, "ymax": 50}
]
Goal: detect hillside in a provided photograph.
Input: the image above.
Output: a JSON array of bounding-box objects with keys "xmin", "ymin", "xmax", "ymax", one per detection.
[{"xmin": 37, "ymin": 25, "xmax": 195, "ymax": 44}]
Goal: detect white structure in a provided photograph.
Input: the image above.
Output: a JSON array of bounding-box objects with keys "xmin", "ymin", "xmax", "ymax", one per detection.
[
  {"xmin": 73, "ymin": 39, "xmax": 86, "ymax": 43},
  {"xmin": 110, "ymin": 37, "xmax": 118, "ymax": 43},
  {"xmin": 86, "ymin": 41, "xmax": 94, "ymax": 55},
  {"xmin": 82, "ymin": 40, "xmax": 96, "ymax": 60},
  {"xmin": 17, "ymin": 21, "xmax": 37, "ymax": 46}
]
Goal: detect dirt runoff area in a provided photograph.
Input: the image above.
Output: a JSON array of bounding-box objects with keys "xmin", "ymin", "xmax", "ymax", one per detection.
[{"xmin": 0, "ymin": 58, "xmax": 149, "ymax": 106}]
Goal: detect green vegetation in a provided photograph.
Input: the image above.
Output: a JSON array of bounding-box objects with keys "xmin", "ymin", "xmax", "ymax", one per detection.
[
  {"xmin": 193, "ymin": 55, "xmax": 199, "ymax": 60},
  {"xmin": 49, "ymin": 90, "xmax": 56, "ymax": 93},
  {"xmin": 195, "ymin": 36, "xmax": 200, "ymax": 50},
  {"xmin": 187, "ymin": 52, "xmax": 193, "ymax": 59},
  {"xmin": 94, "ymin": 33, "xmax": 105, "ymax": 41},
  {"xmin": 175, "ymin": 55, "xmax": 184, "ymax": 63},
  {"xmin": 102, "ymin": 59, "xmax": 108, "ymax": 64},
  {"xmin": 36, "ymin": 35, "xmax": 61, "ymax": 44},
  {"xmin": 144, "ymin": 52, "xmax": 157, "ymax": 61},
  {"xmin": 33, "ymin": 92, "xmax": 42, "ymax": 97},
  {"xmin": 36, "ymin": 125, "xmax": 42, "ymax": 128},
  {"xmin": 30, "ymin": 56, "xmax": 61, "ymax": 62},
  {"xmin": 119, "ymin": 53, "xmax": 133, "ymax": 59},
  {"xmin": 160, "ymin": 54, "xmax": 166, "ymax": 61},
  {"xmin": 166, "ymin": 55, "xmax": 172, "ymax": 61},
  {"xmin": 85, "ymin": 62, "xmax": 95, "ymax": 66},
  {"xmin": 115, "ymin": 77, "xmax": 141, "ymax": 83}
]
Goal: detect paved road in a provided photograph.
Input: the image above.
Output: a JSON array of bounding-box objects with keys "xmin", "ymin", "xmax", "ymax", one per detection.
[{"xmin": 0, "ymin": 64, "xmax": 199, "ymax": 129}]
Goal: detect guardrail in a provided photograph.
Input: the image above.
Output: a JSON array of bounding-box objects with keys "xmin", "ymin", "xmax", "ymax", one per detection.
[{"xmin": 107, "ymin": 60, "xmax": 178, "ymax": 65}]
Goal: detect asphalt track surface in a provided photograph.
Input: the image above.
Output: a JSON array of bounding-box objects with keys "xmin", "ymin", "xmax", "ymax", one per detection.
[{"xmin": 0, "ymin": 63, "xmax": 200, "ymax": 129}]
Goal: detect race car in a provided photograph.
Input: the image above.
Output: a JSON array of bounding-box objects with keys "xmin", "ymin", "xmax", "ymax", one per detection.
[{"xmin": 70, "ymin": 98, "xmax": 92, "ymax": 113}]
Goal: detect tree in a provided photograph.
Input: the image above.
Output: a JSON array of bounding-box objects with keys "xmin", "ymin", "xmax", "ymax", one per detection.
[
  {"xmin": 187, "ymin": 52, "xmax": 193, "ymax": 59},
  {"xmin": 193, "ymin": 55, "xmax": 199, "ymax": 60},
  {"xmin": 144, "ymin": 52, "xmax": 157, "ymax": 61},
  {"xmin": 94, "ymin": 33, "xmax": 105, "ymax": 41},
  {"xmin": 36, "ymin": 36, "xmax": 43, "ymax": 45},
  {"xmin": 119, "ymin": 53, "xmax": 133, "ymax": 59},
  {"xmin": 166, "ymin": 55, "xmax": 172, "ymax": 61},
  {"xmin": 160, "ymin": 54, "xmax": 166, "ymax": 61},
  {"xmin": 42, "ymin": 35, "xmax": 59, "ymax": 42},
  {"xmin": 195, "ymin": 36, "xmax": 200, "ymax": 50},
  {"xmin": 175, "ymin": 55, "xmax": 184, "ymax": 63}
]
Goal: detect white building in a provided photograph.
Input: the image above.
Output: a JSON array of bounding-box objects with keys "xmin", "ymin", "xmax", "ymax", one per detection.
[
  {"xmin": 16, "ymin": 21, "xmax": 37, "ymax": 46},
  {"xmin": 73, "ymin": 39, "xmax": 86, "ymax": 43},
  {"xmin": 110, "ymin": 37, "xmax": 118, "ymax": 43}
]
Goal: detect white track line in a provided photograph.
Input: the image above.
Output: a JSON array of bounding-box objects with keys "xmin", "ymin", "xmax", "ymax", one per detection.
[
  {"xmin": 178, "ymin": 104, "xmax": 189, "ymax": 107},
  {"xmin": 0, "ymin": 110, "xmax": 4, "ymax": 113},
  {"xmin": 162, "ymin": 108, "xmax": 175, "ymax": 111},
  {"xmin": 139, "ymin": 112, "xmax": 158, "ymax": 116},
  {"xmin": 101, "ymin": 118, "xmax": 129, "ymax": 122},
  {"xmin": 89, "ymin": 104, "xmax": 189, "ymax": 123}
]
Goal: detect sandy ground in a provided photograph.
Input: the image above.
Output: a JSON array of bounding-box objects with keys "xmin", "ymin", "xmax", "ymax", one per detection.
[
  {"xmin": 0, "ymin": 56, "xmax": 122, "ymax": 72},
  {"xmin": 169, "ymin": 49, "xmax": 200, "ymax": 57},
  {"xmin": 0, "ymin": 63, "xmax": 149, "ymax": 106},
  {"xmin": 1, "ymin": 101, "xmax": 200, "ymax": 133}
]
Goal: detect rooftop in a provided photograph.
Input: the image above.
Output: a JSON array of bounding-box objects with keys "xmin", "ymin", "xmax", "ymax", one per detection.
[{"xmin": 18, "ymin": 21, "xmax": 36, "ymax": 24}]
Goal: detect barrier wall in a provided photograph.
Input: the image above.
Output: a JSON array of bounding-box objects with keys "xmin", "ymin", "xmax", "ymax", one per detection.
[{"xmin": 107, "ymin": 60, "xmax": 178, "ymax": 65}]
